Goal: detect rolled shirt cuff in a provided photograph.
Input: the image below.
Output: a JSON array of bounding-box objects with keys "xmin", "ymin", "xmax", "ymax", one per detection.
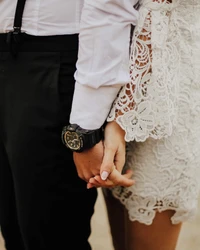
[{"xmin": 70, "ymin": 83, "xmax": 121, "ymax": 130}]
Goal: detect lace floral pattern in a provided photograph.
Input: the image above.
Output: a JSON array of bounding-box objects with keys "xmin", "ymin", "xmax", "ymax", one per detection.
[
  {"xmin": 107, "ymin": 0, "xmax": 180, "ymax": 142},
  {"xmin": 110, "ymin": 0, "xmax": 200, "ymax": 225}
]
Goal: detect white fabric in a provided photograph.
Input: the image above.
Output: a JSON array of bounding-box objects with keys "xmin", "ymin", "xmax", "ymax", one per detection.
[
  {"xmin": 108, "ymin": 0, "xmax": 179, "ymax": 141},
  {"xmin": 0, "ymin": 0, "xmax": 139, "ymax": 130},
  {"xmin": 110, "ymin": 0, "xmax": 200, "ymax": 225},
  {"xmin": 0, "ymin": 0, "xmax": 83, "ymax": 35},
  {"xmin": 70, "ymin": 0, "xmax": 139, "ymax": 129}
]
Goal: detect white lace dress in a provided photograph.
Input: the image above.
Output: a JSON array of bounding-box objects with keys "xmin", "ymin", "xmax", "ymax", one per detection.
[{"xmin": 107, "ymin": 0, "xmax": 200, "ymax": 225}]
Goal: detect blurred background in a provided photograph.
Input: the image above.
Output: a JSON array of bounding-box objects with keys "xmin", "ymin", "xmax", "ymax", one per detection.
[{"xmin": 0, "ymin": 189, "xmax": 200, "ymax": 250}]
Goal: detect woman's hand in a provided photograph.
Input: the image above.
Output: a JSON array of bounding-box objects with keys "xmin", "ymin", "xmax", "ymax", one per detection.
[
  {"xmin": 87, "ymin": 168, "xmax": 134, "ymax": 189},
  {"xmin": 87, "ymin": 121, "xmax": 135, "ymax": 188}
]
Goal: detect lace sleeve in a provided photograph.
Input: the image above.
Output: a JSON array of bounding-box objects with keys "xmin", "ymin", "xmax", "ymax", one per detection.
[{"xmin": 107, "ymin": 0, "xmax": 180, "ymax": 142}]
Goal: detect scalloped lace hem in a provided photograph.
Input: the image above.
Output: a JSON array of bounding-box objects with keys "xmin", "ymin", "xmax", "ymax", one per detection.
[{"xmin": 111, "ymin": 190, "xmax": 197, "ymax": 225}]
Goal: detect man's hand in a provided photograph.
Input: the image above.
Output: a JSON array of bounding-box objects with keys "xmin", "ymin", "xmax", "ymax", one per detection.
[
  {"xmin": 73, "ymin": 140, "xmax": 104, "ymax": 182},
  {"xmin": 87, "ymin": 121, "xmax": 135, "ymax": 188}
]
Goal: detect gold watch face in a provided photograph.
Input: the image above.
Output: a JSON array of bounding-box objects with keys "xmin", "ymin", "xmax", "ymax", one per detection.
[{"xmin": 64, "ymin": 131, "xmax": 81, "ymax": 151}]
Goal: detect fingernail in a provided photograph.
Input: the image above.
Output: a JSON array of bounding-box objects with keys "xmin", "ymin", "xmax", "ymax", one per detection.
[{"xmin": 101, "ymin": 171, "xmax": 109, "ymax": 180}]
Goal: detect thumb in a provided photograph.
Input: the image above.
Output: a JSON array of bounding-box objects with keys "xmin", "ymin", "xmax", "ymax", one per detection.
[
  {"xmin": 114, "ymin": 145, "xmax": 125, "ymax": 173},
  {"xmin": 100, "ymin": 147, "xmax": 116, "ymax": 181}
]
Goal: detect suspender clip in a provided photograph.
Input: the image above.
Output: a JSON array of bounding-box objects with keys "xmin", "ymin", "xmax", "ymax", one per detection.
[
  {"xmin": 13, "ymin": 27, "xmax": 22, "ymax": 43},
  {"xmin": 6, "ymin": 27, "xmax": 22, "ymax": 58},
  {"xmin": 7, "ymin": 0, "xmax": 27, "ymax": 58}
]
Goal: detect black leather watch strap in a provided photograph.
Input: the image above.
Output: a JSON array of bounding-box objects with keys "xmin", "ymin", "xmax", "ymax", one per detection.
[
  {"xmin": 86, "ymin": 127, "xmax": 103, "ymax": 149},
  {"xmin": 78, "ymin": 126, "xmax": 103, "ymax": 151}
]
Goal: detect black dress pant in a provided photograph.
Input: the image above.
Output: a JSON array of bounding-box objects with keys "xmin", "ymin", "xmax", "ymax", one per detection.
[{"xmin": 0, "ymin": 34, "xmax": 97, "ymax": 250}]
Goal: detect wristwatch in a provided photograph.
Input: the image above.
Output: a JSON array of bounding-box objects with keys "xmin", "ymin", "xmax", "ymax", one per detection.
[{"xmin": 61, "ymin": 124, "xmax": 104, "ymax": 152}]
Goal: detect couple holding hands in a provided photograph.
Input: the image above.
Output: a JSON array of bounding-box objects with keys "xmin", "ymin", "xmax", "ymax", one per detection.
[{"xmin": 0, "ymin": 0, "xmax": 200, "ymax": 250}]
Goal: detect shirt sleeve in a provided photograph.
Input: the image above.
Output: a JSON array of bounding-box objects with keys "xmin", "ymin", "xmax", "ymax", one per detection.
[
  {"xmin": 108, "ymin": 0, "xmax": 177, "ymax": 142},
  {"xmin": 69, "ymin": 0, "xmax": 139, "ymax": 130}
]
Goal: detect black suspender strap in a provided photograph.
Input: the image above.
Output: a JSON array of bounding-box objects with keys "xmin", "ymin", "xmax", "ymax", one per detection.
[
  {"xmin": 14, "ymin": 0, "xmax": 27, "ymax": 31},
  {"xmin": 7, "ymin": 0, "xmax": 27, "ymax": 57}
]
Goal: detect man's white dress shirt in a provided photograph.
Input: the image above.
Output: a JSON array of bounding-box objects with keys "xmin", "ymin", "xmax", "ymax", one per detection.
[{"xmin": 0, "ymin": 0, "xmax": 139, "ymax": 129}]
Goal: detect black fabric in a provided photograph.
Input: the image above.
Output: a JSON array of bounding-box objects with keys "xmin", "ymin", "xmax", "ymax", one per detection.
[
  {"xmin": 0, "ymin": 34, "xmax": 97, "ymax": 250},
  {"xmin": 7, "ymin": 0, "xmax": 27, "ymax": 58},
  {"xmin": 14, "ymin": 0, "xmax": 26, "ymax": 29},
  {"xmin": 1, "ymin": 33, "xmax": 79, "ymax": 52}
]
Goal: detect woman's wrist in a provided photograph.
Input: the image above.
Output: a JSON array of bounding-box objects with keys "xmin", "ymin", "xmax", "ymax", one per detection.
[{"xmin": 107, "ymin": 121, "xmax": 125, "ymax": 138}]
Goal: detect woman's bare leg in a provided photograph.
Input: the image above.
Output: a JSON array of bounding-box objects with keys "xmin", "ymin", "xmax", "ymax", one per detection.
[
  {"xmin": 125, "ymin": 209, "xmax": 182, "ymax": 250},
  {"xmin": 102, "ymin": 188, "xmax": 127, "ymax": 250},
  {"xmin": 103, "ymin": 188, "xmax": 182, "ymax": 250}
]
